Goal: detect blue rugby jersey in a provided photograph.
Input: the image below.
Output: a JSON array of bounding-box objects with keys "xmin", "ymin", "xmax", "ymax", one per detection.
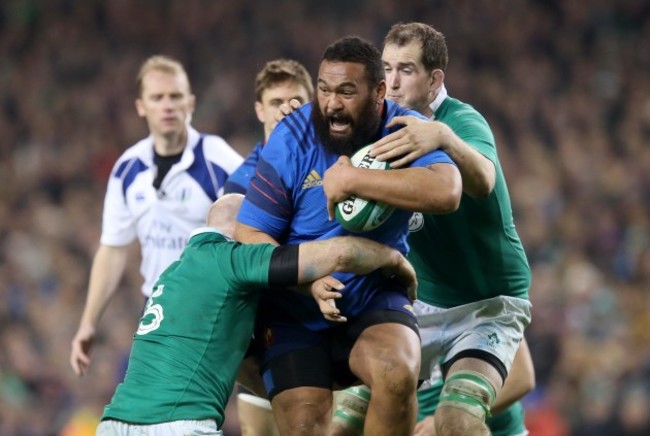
[
  {"xmin": 238, "ymin": 101, "xmax": 455, "ymax": 329},
  {"xmin": 223, "ymin": 141, "xmax": 263, "ymax": 194}
]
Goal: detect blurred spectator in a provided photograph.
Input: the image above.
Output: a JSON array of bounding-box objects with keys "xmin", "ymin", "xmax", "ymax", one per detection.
[{"xmin": 1, "ymin": 0, "xmax": 648, "ymax": 434}]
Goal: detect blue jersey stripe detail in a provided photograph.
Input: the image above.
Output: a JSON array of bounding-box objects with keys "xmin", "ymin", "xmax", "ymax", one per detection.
[
  {"xmin": 246, "ymin": 157, "xmax": 292, "ymax": 220},
  {"xmin": 117, "ymin": 158, "xmax": 149, "ymax": 200},
  {"xmin": 282, "ymin": 104, "xmax": 313, "ymax": 153},
  {"xmin": 224, "ymin": 142, "xmax": 263, "ymax": 195},
  {"xmin": 187, "ymin": 136, "xmax": 219, "ymax": 201}
]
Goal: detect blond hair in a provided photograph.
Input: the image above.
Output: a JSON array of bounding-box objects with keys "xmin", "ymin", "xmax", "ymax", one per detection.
[{"xmin": 136, "ymin": 55, "xmax": 191, "ymax": 97}]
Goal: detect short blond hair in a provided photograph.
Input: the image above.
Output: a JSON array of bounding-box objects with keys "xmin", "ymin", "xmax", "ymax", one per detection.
[{"xmin": 136, "ymin": 55, "xmax": 191, "ymax": 97}]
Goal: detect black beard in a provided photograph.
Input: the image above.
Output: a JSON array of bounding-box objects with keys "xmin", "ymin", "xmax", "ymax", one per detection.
[{"xmin": 312, "ymin": 98, "xmax": 382, "ymax": 156}]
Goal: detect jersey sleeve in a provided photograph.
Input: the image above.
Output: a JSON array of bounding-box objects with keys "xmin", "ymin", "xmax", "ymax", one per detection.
[
  {"xmin": 99, "ymin": 159, "xmax": 138, "ymax": 246},
  {"xmin": 448, "ymin": 107, "xmax": 497, "ymax": 164},
  {"xmin": 224, "ymin": 143, "xmax": 263, "ymax": 194},
  {"xmin": 224, "ymin": 241, "xmax": 278, "ymax": 290},
  {"xmin": 236, "ymin": 123, "xmax": 298, "ymax": 240}
]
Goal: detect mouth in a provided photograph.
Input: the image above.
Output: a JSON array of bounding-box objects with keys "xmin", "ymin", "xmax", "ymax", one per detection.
[
  {"xmin": 328, "ymin": 115, "xmax": 352, "ymax": 135},
  {"xmin": 387, "ymin": 94, "xmax": 402, "ymax": 102},
  {"xmin": 163, "ymin": 116, "xmax": 178, "ymax": 121}
]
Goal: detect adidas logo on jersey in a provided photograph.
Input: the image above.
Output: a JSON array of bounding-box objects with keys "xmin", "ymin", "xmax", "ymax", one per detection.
[{"xmin": 302, "ymin": 170, "xmax": 323, "ymax": 189}]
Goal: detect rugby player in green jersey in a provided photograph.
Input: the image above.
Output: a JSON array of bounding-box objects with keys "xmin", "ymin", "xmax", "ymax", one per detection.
[
  {"xmin": 97, "ymin": 194, "xmax": 416, "ymax": 435},
  {"xmin": 331, "ymin": 22, "xmax": 534, "ymax": 436}
]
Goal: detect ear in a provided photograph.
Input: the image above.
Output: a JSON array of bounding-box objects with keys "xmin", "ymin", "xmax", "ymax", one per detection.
[
  {"xmin": 376, "ymin": 81, "xmax": 387, "ymax": 105},
  {"xmin": 187, "ymin": 93, "xmax": 196, "ymax": 114},
  {"xmin": 254, "ymin": 101, "xmax": 265, "ymax": 123},
  {"xmin": 135, "ymin": 98, "xmax": 145, "ymax": 117},
  {"xmin": 431, "ymin": 69, "xmax": 445, "ymax": 92}
]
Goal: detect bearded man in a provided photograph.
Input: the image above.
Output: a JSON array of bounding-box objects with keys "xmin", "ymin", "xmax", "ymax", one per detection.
[{"xmin": 235, "ymin": 36, "xmax": 462, "ymax": 436}]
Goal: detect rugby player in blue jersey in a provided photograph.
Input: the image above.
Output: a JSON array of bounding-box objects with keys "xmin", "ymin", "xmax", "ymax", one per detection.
[{"xmin": 235, "ymin": 36, "xmax": 462, "ymax": 436}]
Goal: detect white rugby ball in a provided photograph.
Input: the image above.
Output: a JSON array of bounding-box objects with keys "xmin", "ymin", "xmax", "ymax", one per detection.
[{"xmin": 334, "ymin": 144, "xmax": 395, "ymax": 233}]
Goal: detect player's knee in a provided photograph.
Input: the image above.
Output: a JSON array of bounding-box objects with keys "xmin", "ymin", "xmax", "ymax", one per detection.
[
  {"xmin": 437, "ymin": 370, "xmax": 496, "ymax": 423},
  {"xmin": 272, "ymin": 388, "xmax": 332, "ymax": 432},
  {"xmin": 369, "ymin": 358, "xmax": 418, "ymax": 401}
]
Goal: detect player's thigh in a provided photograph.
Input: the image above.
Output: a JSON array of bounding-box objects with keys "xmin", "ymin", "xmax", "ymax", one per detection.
[
  {"xmin": 417, "ymin": 296, "xmax": 531, "ymax": 381},
  {"xmin": 348, "ymin": 313, "xmax": 420, "ymax": 385}
]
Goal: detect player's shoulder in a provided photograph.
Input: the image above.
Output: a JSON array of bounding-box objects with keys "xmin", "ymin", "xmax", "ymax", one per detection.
[
  {"xmin": 385, "ymin": 100, "xmax": 427, "ymax": 121},
  {"xmin": 278, "ymin": 102, "xmax": 313, "ymax": 132},
  {"xmin": 110, "ymin": 136, "xmax": 153, "ymax": 177},
  {"xmin": 119, "ymin": 136, "xmax": 153, "ymax": 160},
  {"xmin": 260, "ymin": 104, "xmax": 315, "ymax": 165},
  {"xmin": 439, "ymin": 96, "xmax": 488, "ymax": 125}
]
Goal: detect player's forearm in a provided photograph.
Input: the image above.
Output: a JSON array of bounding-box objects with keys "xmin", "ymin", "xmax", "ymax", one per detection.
[
  {"xmin": 332, "ymin": 236, "xmax": 404, "ymax": 274},
  {"xmin": 345, "ymin": 165, "xmax": 462, "ymax": 214},
  {"xmin": 296, "ymin": 237, "xmax": 400, "ymax": 283},
  {"xmin": 79, "ymin": 245, "xmax": 128, "ymax": 329},
  {"xmin": 439, "ymin": 130, "xmax": 495, "ymax": 198}
]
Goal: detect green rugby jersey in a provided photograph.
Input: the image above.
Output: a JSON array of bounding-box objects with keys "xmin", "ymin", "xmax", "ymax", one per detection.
[
  {"xmin": 102, "ymin": 229, "xmax": 276, "ymax": 426},
  {"xmin": 417, "ymin": 383, "xmax": 527, "ymax": 436},
  {"xmin": 408, "ymin": 96, "xmax": 530, "ymax": 307}
]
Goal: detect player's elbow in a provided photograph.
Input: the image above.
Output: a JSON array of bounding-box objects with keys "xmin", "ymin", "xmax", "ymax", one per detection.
[
  {"xmin": 464, "ymin": 162, "xmax": 496, "ymax": 199},
  {"xmin": 465, "ymin": 174, "xmax": 495, "ymax": 199},
  {"xmin": 471, "ymin": 183, "xmax": 493, "ymax": 199},
  {"xmin": 421, "ymin": 164, "xmax": 462, "ymax": 214},
  {"xmin": 441, "ymin": 189, "xmax": 462, "ymax": 214},
  {"xmin": 421, "ymin": 184, "xmax": 462, "ymax": 214}
]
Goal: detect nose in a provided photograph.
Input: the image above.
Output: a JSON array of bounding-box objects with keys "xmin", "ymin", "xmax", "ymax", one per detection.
[
  {"xmin": 162, "ymin": 96, "xmax": 176, "ymax": 110},
  {"xmin": 386, "ymin": 71, "xmax": 400, "ymax": 89},
  {"xmin": 326, "ymin": 93, "xmax": 344, "ymax": 113}
]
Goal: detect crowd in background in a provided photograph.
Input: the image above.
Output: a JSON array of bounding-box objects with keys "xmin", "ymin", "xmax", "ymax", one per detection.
[{"xmin": 0, "ymin": 0, "xmax": 648, "ymax": 434}]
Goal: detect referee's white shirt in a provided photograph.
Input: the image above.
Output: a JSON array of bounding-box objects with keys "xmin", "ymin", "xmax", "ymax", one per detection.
[{"xmin": 100, "ymin": 127, "xmax": 243, "ymax": 297}]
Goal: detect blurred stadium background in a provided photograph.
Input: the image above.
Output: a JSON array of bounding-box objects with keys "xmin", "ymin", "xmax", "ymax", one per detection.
[{"xmin": 0, "ymin": 0, "xmax": 648, "ymax": 434}]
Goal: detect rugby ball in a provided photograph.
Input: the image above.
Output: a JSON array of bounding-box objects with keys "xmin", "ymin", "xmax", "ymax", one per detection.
[{"xmin": 334, "ymin": 144, "xmax": 395, "ymax": 233}]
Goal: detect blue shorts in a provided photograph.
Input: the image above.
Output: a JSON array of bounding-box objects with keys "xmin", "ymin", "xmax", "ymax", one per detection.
[{"xmin": 256, "ymin": 290, "xmax": 418, "ymax": 399}]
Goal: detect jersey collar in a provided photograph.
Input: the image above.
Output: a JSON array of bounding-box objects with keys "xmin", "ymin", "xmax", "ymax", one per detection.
[{"xmin": 428, "ymin": 84, "xmax": 448, "ymax": 120}]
